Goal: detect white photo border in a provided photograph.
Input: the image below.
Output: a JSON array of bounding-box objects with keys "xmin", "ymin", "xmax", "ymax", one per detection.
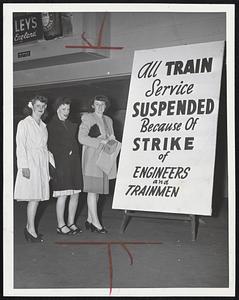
[{"xmin": 3, "ymin": 3, "xmax": 235, "ymax": 297}]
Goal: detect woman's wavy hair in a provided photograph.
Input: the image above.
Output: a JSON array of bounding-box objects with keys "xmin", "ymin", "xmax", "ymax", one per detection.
[
  {"xmin": 53, "ymin": 96, "xmax": 72, "ymax": 112},
  {"xmin": 23, "ymin": 95, "xmax": 48, "ymax": 120},
  {"xmin": 88, "ymin": 95, "xmax": 110, "ymax": 113}
]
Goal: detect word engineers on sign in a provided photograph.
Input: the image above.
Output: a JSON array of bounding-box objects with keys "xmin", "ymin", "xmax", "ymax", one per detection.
[{"xmin": 113, "ymin": 41, "xmax": 224, "ymax": 216}]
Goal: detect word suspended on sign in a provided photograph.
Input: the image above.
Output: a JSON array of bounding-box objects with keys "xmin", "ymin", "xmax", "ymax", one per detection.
[{"xmin": 113, "ymin": 41, "xmax": 225, "ymax": 216}]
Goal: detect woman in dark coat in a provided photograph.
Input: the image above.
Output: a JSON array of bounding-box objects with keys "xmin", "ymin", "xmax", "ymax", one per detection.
[{"xmin": 48, "ymin": 97, "xmax": 83, "ymax": 235}]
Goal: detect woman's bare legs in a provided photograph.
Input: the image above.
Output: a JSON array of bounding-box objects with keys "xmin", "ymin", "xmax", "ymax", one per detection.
[
  {"xmin": 56, "ymin": 195, "xmax": 71, "ymax": 233},
  {"xmin": 67, "ymin": 193, "xmax": 79, "ymax": 230},
  {"xmin": 26, "ymin": 200, "xmax": 39, "ymax": 238},
  {"xmin": 87, "ymin": 192, "xmax": 101, "ymax": 229}
]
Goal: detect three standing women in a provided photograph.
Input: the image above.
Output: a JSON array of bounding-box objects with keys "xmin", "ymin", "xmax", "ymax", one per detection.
[
  {"xmin": 14, "ymin": 94, "xmax": 115, "ymax": 240},
  {"xmin": 14, "ymin": 95, "xmax": 49, "ymax": 242}
]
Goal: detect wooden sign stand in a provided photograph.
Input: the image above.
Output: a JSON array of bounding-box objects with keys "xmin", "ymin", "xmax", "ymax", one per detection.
[{"xmin": 120, "ymin": 210, "xmax": 199, "ymax": 241}]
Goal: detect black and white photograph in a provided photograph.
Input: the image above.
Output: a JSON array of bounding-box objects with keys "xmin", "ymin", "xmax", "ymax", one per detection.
[{"xmin": 3, "ymin": 2, "xmax": 236, "ymax": 297}]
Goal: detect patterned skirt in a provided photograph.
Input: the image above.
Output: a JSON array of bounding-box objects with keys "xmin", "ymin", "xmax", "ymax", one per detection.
[{"xmin": 53, "ymin": 189, "xmax": 81, "ymax": 197}]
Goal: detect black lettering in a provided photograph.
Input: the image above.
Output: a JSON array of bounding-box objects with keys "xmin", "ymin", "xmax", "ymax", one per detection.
[
  {"xmin": 141, "ymin": 102, "xmax": 150, "ymax": 117},
  {"xmin": 174, "ymin": 61, "xmax": 184, "ymax": 75},
  {"xmin": 176, "ymin": 100, "xmax": 187, "ymax": 115},
  {"xmin": 138, "ymin": 61, "xmax": 154, "ymax": 78},
  {"xmin": 201, "ymin": 57, "xmax": 213, "ymax": 73},
  {"xmin": 181, "ymin": 167, "xmax": 191, "ymax": 179},
  {"xmin": 206, "ymin": 98, "xmax": 214, "ymax": 114},
  {"xmin": 152, "ymin": 138, "xmax": 161, "ymax": 150},
  {"xmin": 145, "ymin": 79, "xmax": 160, "ymax": 97},
  {"xmin": 148, "ymin": 61, "xmax": 161, "ymax": 78},
  {"xmin": 165, "ymin": 61, "xmax": 175, "ymax": 75},
  {"xmin": 197, "ymin": 99, "xmax": 205, "ymax": 114},
  {"xmin": 150, "ymin": 102, "xmax": 158, "ymax": 117},
  {"xmin": 171, "ymin": 186, "xmax": 180, "ymax": 197},
  {"xmin": 133, "ymin": 138, "xmax": 140, "ymax": 151},
  {"xmin": 167, "ymin": 101, "xmax": 175, "ymax": 115},
  {"xmin": 140, "ymin": 117, "xmax": 150, "ymax": 132},
  {"xmin": 170, "ymin": 137, "xmax": 181, "ymax": 150},
  {"xmin": 125, "ymin": 185, "xmax": 135, "ymax": 195},
  {"xmin": 195, "ymin": 58, "xmax": 201, "ymax": 73},
  {"xmin": 132, "ymin": 102, "xmax": 140, "ymax": 117},
  {"xmin": 187, "ymin": 100, "xmax": 197, "ymax": 115},
  {"xmin": 183, "ymin": 59, "xmax": 194, "ymax": 74},
  {"xmin": 133, "ymin": 166, "xmax": 141, "ymax": 178},
  {"xmin": 185, "ymin": 137, "xmax": 194, "ymax": 150},
  {"xmin": 157, "ymin": 101, "xmax": 167, "ymax": 116},
  {"xmin": 142, "ymin": 138, "xmax": 150, "ymax": 150}
]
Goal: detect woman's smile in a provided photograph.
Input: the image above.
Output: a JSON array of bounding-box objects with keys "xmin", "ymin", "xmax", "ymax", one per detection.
[{"xmin": 57, "ymin": 104, "xmax": 70, "ymax": 121}]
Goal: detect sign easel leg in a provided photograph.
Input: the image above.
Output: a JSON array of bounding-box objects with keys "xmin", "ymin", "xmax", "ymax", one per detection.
[
  {"xmin": 190, "ymin": 214, "xmax": 198, "ymax": 241},
  {"xmin": 120, "ymin": 210, "xmax": 131, "ymax": 233}
]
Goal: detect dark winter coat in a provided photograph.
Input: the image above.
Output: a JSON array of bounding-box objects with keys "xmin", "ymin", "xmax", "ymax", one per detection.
[{"xmin": 47, "ymin": 115, "xmax": 83, "ymax": 192}]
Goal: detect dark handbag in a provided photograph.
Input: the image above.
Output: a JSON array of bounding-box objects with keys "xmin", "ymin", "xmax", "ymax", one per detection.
[{"xmin": 88, "ymin": 123, "xmax": 101, "ymax": 138}]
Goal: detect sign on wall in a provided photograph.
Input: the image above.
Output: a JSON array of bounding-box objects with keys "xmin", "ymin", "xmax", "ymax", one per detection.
[
  {"xmin": 112, "ymin": 41, "xmax": 225, "ymax": 216},
  {"xmin": 13, "ymin": 13, "xmax": 43, "ymax": 45}
]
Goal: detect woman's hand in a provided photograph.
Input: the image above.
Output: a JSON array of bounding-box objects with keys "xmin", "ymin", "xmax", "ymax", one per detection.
[
  {"xmin": 99, "ymin": 138, "xmax": 108, "ymax": 145},
  {"xmin": 22, "ymin": 168, "xmax": 30, "ymax": 179},
  {"xmin": 108, "ymin": 134, "xmax": 115, "ymax": 141}
]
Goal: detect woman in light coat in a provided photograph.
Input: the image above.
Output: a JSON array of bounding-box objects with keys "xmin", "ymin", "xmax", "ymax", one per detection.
[
  {"xmin": 78, "ymin": 95, "xmax": 117, "ymax": 233},
  {"xmin": 14, "ymin": 95, "xmax": 49, "ymax": 242}
]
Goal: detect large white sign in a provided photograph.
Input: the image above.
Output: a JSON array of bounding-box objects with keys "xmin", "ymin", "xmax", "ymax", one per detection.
[{"xmin": 113, "ymin": 41, "xmax": 224, "ymax": 216}]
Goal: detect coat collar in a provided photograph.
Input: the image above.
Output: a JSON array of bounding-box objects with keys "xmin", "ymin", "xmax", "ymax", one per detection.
[
  {"xmin": 53, "ymin": 114, "xmax": 70, "ymax": 124},
  {"xmin": 27, "ymin": 115, "xmax": 46, "ymax": 128}
]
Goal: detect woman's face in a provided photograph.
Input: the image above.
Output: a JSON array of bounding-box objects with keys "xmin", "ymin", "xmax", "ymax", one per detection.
[
  {"xmin": 92, "ymin": 100, "xmax": 106, "ymax": 115},
  {"xmin": 57, "ymin": 104, "xmax": 70, "ymax": 121},
  {"xmin": 32, "ymin": 100, "xmax": 47, "ymax": 117}
]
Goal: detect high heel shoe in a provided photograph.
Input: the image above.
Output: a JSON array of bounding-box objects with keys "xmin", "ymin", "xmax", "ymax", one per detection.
[
  {"xmin": 68, "ymin": 224, "xmax": 82, "ymax": 234},
  {"xmin": 24, "ymin": 228, "xmax": 43, "ymax": 243},
  {"xmin": 57, "ymin": 224, "xmax": 72, "ymax": 235},
  {"xmin": 85, "ymin": 220, "xmax": 91, "ymax": 230},
  {"xmin": 90, "ymin": 223, "xmax": 108, "ymax": 234}
]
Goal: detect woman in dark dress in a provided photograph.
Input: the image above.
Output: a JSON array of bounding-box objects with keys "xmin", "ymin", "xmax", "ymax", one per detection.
[{"xmin": 48, "ymin": 97, "xmax": 83, "ymax": 235}]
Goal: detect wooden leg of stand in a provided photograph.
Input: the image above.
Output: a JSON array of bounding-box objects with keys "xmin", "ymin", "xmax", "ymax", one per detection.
[{"xmin": 120, "ymin": 210, "xmax": 131, "ymax": 233}]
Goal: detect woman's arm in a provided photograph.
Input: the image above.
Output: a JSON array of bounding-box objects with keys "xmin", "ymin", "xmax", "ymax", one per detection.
[
  {"xmin": 106, "ymin": 116, "xmax": 116, "ymax": 140},
  {"xmin": 16, "ymin": 120, "xmax": 30, "ymax": 178},
  {"xmin": 16, "ymin": 120, "xmax": 29, "ymax": 169}
]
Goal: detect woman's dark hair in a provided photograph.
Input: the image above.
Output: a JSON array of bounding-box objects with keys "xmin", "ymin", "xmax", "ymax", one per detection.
[
  {"xmin": 23, "ymin": 95, "xmax": 48, "ymax": 119},
  {"xmin": 54, "ymin": 96, "xmax": 72, "ymax": 112},
  {"xmin": 89, "ymin": 95, "xmax": 110, "ymax": 112}
]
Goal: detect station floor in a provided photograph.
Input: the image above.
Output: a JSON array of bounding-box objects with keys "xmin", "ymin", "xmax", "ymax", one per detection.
[{"xmin": 13, "ymin": 191, "xmax": 229, "ymax": 296}]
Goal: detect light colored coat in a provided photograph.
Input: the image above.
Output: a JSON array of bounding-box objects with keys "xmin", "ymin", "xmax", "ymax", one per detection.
[
  {"xmin": 14, "ymin": 116, "xmax": 49, "ymax": 201},
  {"xmin": 78, "ymin": 112, "xmax": 117, "ymax": 180}
]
